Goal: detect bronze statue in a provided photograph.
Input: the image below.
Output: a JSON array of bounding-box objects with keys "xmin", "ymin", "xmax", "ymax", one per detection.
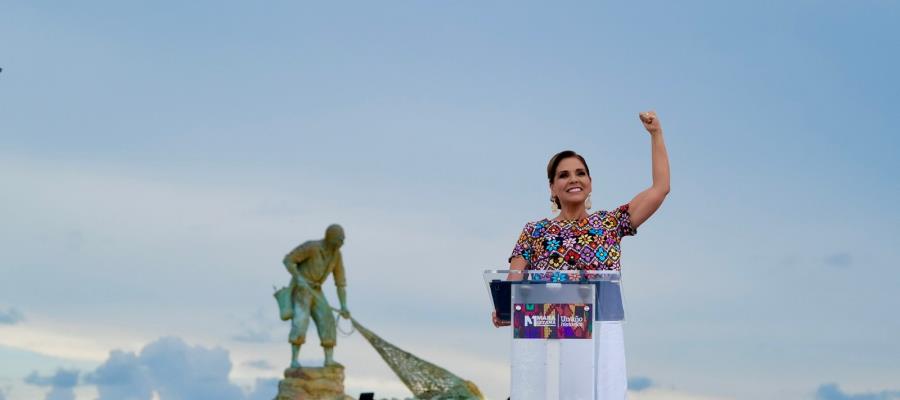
[{"xmin": 276, "ymin": 224, "xmax": 351, "ymax": 368}]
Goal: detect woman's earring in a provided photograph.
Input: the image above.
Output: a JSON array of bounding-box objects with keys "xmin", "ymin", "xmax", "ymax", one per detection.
[
  {"xmin": 550, "ymin": 196, "xmax": 559, "ymax": 213},
  {"xmin": 585, "ymin": 193, "xmax": 592, "ymax": 210}
]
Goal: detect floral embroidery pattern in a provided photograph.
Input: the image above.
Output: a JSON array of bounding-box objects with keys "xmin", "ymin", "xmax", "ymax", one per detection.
[{"xmin": 510, "ymin": 204, "xmax": 636, "ymax": 271}]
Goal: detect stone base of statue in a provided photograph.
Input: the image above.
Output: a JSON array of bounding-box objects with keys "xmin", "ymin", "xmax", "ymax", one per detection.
[{"xmin": 275, "ymin": 365, "xmax": 354, "ymax": 400}]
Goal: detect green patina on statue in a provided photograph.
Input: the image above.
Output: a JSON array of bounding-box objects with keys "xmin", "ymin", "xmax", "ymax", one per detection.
[
  {"xmin": 275, "ymin": 224, "xmax": 351, "ymax": 369},
  {"xmin": 272, "ymin": 224, "xmax": 484, "ymax": 399}
]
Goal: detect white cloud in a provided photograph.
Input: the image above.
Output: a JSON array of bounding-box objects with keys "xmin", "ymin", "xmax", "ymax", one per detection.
[
  {"xmin": 815, "ymin": 383, "xmax": 900, "ymax": 400},
  {"xmin": 0, "ymin": 308, "xmax": 24, "ymax": 325},
  {"xmin": 77, "ymin": 336, "xmax": 410, "ymax": 400},
  {"xmin": 24, "ymin": 369, "xmax": 78, "ymax": 400},
  {"xmin": 84, "ymin": 350, "xmax": 153, "ymax": 400},
  {"xmin": 231, "ymin": 309, "xmax": 279, "ymax": 344},
  {"xmin": 0, "ymin": 312, "xmax": 147, "ymax": 362},
  {"xmin": 85, "ymin": 337, "xmax": 249, "ymax": 400},
  {"xmin": 245, "ymin": 378, "xmax": 279, "ymax": 400},
  {"xmin": 241, "ymin": 360, "xmax": 274, "ymax": 370}
]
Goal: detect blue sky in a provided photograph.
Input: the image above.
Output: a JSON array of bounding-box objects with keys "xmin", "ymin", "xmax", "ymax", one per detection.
[{"xmin": 1, "ymin": 1, "xmax": 899, "ymax": 399}]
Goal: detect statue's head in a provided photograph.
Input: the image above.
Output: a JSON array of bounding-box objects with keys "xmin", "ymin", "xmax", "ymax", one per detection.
[{"xmin": 324, "ymin": 224, "xmax": 345, "ymax": 249}]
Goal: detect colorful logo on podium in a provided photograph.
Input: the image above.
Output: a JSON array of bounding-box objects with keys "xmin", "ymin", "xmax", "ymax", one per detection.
[{"xmin": 513, "ymin": 304, "xmax": 592, "ymax": 339}]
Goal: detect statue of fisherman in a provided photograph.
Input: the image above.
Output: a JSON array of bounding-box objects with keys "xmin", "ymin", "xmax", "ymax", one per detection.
[{"xmin": 276, "ymin": 224, "xmax": 351, "ymax": 368}]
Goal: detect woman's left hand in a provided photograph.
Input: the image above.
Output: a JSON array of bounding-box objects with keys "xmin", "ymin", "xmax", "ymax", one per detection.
[
  {"xmin": 639, "ymin": 110, "xmax": 662, "ymax": 135},
  {"xmin": 492, "ymin": 311, "xmax": 510, "ymax": 328}
]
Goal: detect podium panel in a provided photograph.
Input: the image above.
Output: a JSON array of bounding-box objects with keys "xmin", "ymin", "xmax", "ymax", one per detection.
[
  {"xmin": 484, "ymin": 270, "xmax": 623, "ymax": 400},
  {"xmin": 511, "ymin": 282, "xmax": 595, "ymax": 400}
]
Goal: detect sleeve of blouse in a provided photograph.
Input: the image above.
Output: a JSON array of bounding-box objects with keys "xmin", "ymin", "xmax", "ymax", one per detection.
[
  {"xmin": 508, "ymin": 222, "xmax": 535, "ymax": 264},
  {"xmin": 614, "ymin": 203, "xmax": 638, "ymax": 237}
]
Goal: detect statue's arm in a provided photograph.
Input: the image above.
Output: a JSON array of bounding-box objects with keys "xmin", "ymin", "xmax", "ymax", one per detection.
[
  {"xmin": 283, "ymin": 245, "xmax": 313, "ymax": 288},
  {"xmin": 333, "ymin": 253, "xmax": 350, "ymax": 318},
  {"xmin": 337, "ymin": 287, "xmax": 349, "ymax": 314}
]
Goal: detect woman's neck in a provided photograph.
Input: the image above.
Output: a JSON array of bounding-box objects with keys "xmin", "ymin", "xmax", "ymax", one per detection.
[{"xmin": 556, "ymin": 204, "xmax": 588, "ymax": 221}]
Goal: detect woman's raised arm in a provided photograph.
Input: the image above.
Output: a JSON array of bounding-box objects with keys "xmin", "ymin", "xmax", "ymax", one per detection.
[{"xmin": 628, "ymin": 111, "xmax": 670, "ymax": 229}]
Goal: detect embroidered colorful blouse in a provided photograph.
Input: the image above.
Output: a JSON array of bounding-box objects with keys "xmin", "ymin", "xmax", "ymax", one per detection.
[{"xmin": 510, "ymin": 204, "xmax": 637, "ymax": 271}]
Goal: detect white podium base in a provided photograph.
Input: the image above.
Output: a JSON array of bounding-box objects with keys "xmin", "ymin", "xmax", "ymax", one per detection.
[
  {"xmin": 594, "ymin": 322, "xmax": 627, "ymax": 400},
  {"xmin": 511, "ymin": 322, "xmax": 626, "ymax": 400}
]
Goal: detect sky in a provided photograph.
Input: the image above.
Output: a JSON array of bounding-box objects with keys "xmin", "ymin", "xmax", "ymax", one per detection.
[{"xmin": 1, "ymin": 1, "xmax": 899, "ymax": 399}]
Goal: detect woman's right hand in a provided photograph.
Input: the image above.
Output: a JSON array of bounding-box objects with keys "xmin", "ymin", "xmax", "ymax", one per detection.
[
  {"xmin": 492, "ymin": 311, "xmax": 510, "ymax": 328},
  {"xmin": 639, "ymin": 110, "xmax": 662, "ymax": 135}
]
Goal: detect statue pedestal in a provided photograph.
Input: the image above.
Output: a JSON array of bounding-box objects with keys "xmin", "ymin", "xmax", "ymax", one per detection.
[{"xmin": 276, "ymin": 365, "xmax": 354, "ymax": 400}]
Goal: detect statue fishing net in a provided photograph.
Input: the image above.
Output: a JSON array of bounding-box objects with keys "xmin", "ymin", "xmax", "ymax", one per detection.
[{"xmin": 348, "ymin": 317, "xmax": 484, "ymax": 400}]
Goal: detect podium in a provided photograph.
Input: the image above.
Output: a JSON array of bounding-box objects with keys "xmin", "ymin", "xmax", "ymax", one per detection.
[{"xmin": 484, "ymin": 270, "xmax": 624, "ymax": 400}]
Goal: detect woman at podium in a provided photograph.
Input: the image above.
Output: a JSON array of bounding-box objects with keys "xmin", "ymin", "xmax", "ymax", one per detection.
[{"xmin": 493, "ymin": 111, "xmax": 670, "ymax": 399}]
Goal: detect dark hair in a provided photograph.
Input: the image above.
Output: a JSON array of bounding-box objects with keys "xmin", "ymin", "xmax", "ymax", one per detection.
[{"xmin": 546, "ymin": 150, "xmax": 591, "ymax": 208}]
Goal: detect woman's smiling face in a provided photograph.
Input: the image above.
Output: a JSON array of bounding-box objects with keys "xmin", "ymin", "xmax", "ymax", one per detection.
[{"xmin": 550, "ymin": 156, "xmax": 592, "ymax": 207}]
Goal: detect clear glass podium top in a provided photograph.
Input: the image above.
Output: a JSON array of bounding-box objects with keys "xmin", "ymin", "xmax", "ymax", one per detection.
[
  {"xmin": 484, "ymin": 269, "xmax": 625, "ymax": 322},
  {"xmin": 483, "ymin": 269, "xmax": 621, "ymax": 283}
]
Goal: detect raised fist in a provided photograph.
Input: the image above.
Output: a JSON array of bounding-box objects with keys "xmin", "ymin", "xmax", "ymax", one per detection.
[{"xmin": 639, "ymin": 110, "xmax": 662, "ymax": 135}]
